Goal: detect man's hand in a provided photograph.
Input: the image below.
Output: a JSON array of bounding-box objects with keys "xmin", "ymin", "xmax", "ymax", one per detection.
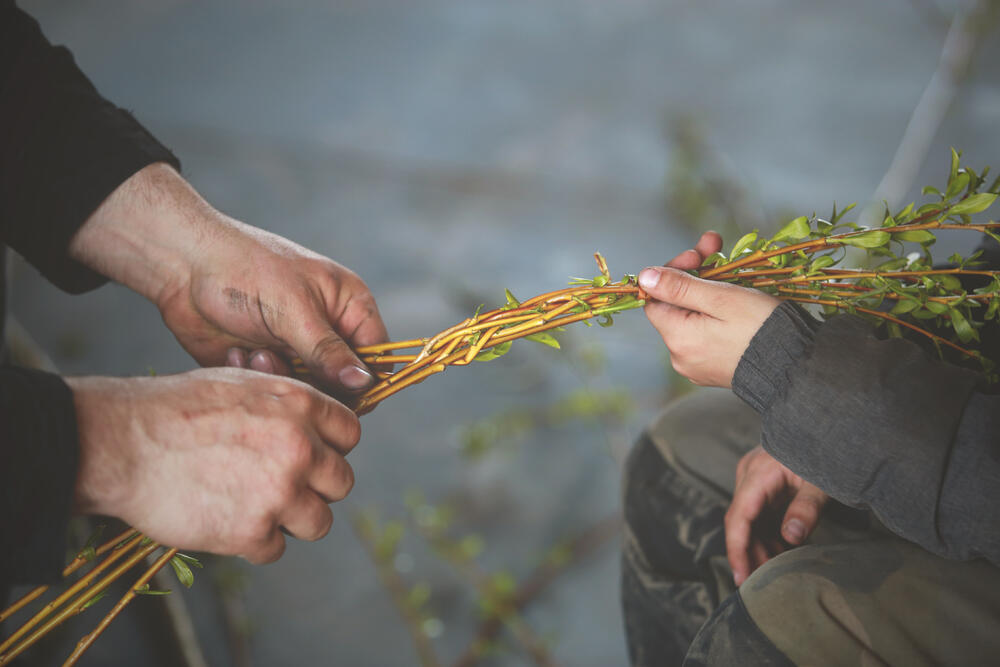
[
  {"xmin": 69, "ymin": 163, "xmax": 388, "ymax": 398},
  {"xmin": 726, "ymin": 446, "xmax": 829, "ymax": 585},
  {"xmin": 67, "ymin": 368, "xmax": 359, "ymax": 564},
  {"xmin": 639, "ymin": 232, "xmax": 780, "ymax": 388}
]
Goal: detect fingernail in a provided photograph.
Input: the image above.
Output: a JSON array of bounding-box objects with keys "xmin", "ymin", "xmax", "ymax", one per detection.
[
  {"xmin": 638, "ymin": 268, "xmax": 660, "ymax": 291},
  {"xmin": 339, "ymin": 365, "xmax": 374, "ymax": 390},
  {"xmin": 250, "ymin": 351, "xmax": 275, "ymax": 374},
  {"xmin": 783, "ymin": 519, "xmax": 806, "ymax": 544},
  {"xmin": 733, "ymin": 571, "xmax": 745, "ymax": 586},
  {"xmin": 227, "ymin": 348, "xmax": 247, "ymax": 368}
]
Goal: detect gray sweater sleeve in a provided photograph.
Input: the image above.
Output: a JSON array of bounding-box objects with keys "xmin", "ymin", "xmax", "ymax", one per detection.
[{"xmin": 732, "ymin": 302, "xmax": 1000, "ymax": 565}]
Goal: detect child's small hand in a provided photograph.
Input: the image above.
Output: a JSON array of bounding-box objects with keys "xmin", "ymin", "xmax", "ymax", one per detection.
[{"xmin": 641, "ymin": 232, "xmax": 780, "ymax": 388}]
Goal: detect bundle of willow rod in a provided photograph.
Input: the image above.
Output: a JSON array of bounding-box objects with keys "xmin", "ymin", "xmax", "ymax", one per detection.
[
  {"xmin": 0, "ymin": 528, "xmax": 176, "ymax": 666},
  {"xmin": 353, "ymin": 253, "xmax": 647, "ymax": 414}
]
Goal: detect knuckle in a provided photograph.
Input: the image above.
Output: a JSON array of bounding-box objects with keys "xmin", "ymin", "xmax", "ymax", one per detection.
[
  {"xmin": 279, "ymin": 382, "xmax": 315, "ymax": 413},
  {"xmin": 272, "ymin": 425, "xmax": 314, "ymax": 471},
  {"xmin": 339, "ymin": 412, "xmax": 362, "ymax": 450},
  {"xmin": 663, "ymin": 273, "xmax": 691, "ymax": 303},
  {"xmin": 254, "ymin": 536, "xmax": 286, "ymax": 564},
  {"xmin": 312, "ymin": 334, "xmax": 350, "ymax": 363},
  {"xmin": 304, "ymin": 505, "xmax": 334, "ymax": 541},
  {"xmin": 327, "ymin": 460, "xmax": 356, "ymax": 501}
]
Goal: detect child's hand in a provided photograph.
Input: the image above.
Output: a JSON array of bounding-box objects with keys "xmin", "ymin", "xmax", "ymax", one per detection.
[{"xmin": 641, "ymin": 232, "xmax": 780, "ymax": 388}]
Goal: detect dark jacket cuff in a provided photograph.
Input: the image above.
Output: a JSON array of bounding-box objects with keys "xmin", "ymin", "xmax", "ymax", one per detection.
[
  {"xmin": 0, "ymin": 366, "xmax": 80, "ymax": 584},
  {"xmin": 732, "ymin": 301, "xmax": 820, "ymax": 413}
]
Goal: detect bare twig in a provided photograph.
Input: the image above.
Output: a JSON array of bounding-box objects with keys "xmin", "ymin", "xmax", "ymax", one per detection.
[
  {"xmin": 452, "ymin": 513, "xmax": 622, "ymax": 667},
  {"xmin": 351, "ymin": 515, "xmax": 443, "ymax": 667}
]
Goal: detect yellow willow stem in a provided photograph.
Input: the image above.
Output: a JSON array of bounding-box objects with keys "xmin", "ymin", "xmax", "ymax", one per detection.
[
  {"xmin": 62, "ymin": 548, "xmax": 178, "ymax": 667},
  {"xmin": 0, "ymin": 528, "xmax": 138, "ymax": 624},
  {"xmin": 0, "ymin": 534, "xmax": 144, "ymax": 657},
  {"xmin": 0, "ymin": 541, "xmax": 159, "ymax": 665},
  {"xmin": 355, "ymin": 288, "xmax": 644, "ymax": 413}
]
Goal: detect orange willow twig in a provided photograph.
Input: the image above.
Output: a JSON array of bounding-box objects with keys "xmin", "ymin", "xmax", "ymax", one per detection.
[
  {"xmin": 0, "ymin": 527, "xmax": 138, "ymax": 624},
  {"xmin": 0, "ymin": 540, "xmax": 160, "ymax": 665},
  {"xmin": 62, "ymin": 548, "xmax": 179, "ymax": 666},
  {"xmin": 353, "ymin": 266, "xmax": 647, "ymax": 414}
]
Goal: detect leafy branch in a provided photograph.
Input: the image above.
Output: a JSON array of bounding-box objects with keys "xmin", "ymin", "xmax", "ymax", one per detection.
[{"xmin": 355, "ymin": 151, "xmax": 1000, "ymax": 393}]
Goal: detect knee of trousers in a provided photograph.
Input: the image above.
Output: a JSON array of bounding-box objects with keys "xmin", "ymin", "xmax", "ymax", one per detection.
[
  {"xmin": 732, "ymin": 540, "xmax": 1000, "ymax": 666},
  {"xmin": 684, "ymin": 543, "xmax": 892, "ymax": 667}
]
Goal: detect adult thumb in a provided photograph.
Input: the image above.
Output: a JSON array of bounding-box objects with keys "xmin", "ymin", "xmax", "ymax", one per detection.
[{"xmin": 287, "ymin": 315, "xmax": 375, "ymax": 394}]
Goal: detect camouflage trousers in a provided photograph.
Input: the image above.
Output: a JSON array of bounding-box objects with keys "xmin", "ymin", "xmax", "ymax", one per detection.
[{"xmin": 621, "ymin": 389, "xmax": 1000, "ymax": 666}]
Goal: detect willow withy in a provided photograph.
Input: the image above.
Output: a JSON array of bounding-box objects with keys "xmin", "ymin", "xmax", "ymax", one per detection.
[{"xmin": 2, "ymin": 153, "xmax": 998, "ymax": 665}]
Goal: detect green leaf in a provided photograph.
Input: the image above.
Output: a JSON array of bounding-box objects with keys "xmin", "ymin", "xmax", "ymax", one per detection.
[
  {"xmin": 597, "ymin": 314, "xmax": 614, "ymax": 327},
  {"xmin": 830, "ymin": 202, "xmax": 856, "ymax": 224},
  {"xmin": 809, "ymin": 255, "xmax": 835, "ymax": 272},
  {"xmin": 474, "ymin": 341, "xmax": 512, "ymax": 362},
  {"xmin": 773, "ymin": 216, "xmax": 810, "ymax": 242},
  {"xmin": 922, "ymin": 185, "xmax": 943, "ymax": 198},
  {"xmin": 81, "ymin": 590, "xmax": 109, "ymax": 611},
  {"xmin": 503, "ymin": 289, "xmax": 520, "ymax": 308},
  {"xmin": 890, "ymin": 299, "xmax": 920, "ymax": 315},
  {"xmin": 936, "ymin": 274, "xmax": 962, "ymax": 291},
  {"xmin": 924, "ymin": 301, "xmax": 949, "ymax": 315},
  {"xmin": 407, "ymin": 583, "xmax": 431, "ymax": 609},
  {"xmin": 950, "ymin": 308, "xmax": 978, "ymax": 343},
  {"xmin": 833, "ymin": 231, "xmax": 891, "ymax": 249},
  {"xmin": 701, "ymin": 251, "xmax": 727, "ymax": 267},
  {"xmin": 524, "ymin": 332, "xmax": 560, "ymax": 349},
  {"xmin": 134, "ymin": 584, "xmax": 172, "ymax": 596},
  {"xmin": 893, "ymin": 230, "xmax": 936, "ymax": 244},
  {"xmin": 911, "ymin": 308, "xmax": 939, "ymax": 320},
  {"xmin": 592, "ymin": 296, "xmax": 645, "ymax": 317},
  {"xmin": 986, "ymin": 298, "xmax": 1000, "ymax": 320},
  {"xmin": 946, "ymin": 171, "xmax": 970, "ymax": 199},
  {"xmin": 729, "ymin": 231, "xmax": 759, "ymax": 260},
  {"xmin": 949, "ymin": 193, "xmax": 997, "ymax": 216},
  {"xmin": 170, "ymin": 555, "xmax": 195, "ymax": 588},
  {"xmin": 175, "ymin": 552, "xmax": 203, "ymax": 569},
  {"xmin": 950, "ymin": 147, "xmax": 960, "ymax": 183}
]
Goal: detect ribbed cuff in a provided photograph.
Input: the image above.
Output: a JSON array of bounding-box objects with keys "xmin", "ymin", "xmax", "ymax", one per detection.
[{"xmin": 732, "ymin": 302, "xmax": 819, "ymax": 413}]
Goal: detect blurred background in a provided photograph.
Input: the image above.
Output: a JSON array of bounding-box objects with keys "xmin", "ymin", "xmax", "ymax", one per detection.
[{"xmin": 7, "ymin": 0, "xmax": 1000, "ymax": 665}]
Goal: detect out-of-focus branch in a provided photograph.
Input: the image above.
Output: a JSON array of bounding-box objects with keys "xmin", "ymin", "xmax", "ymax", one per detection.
[
  {"xmin": 451, "ymin": 514, "xmax": 621, "ymax": 667},
  {"xmin": 868, "ymin": 0, "xmax": 998, "ymax": 219}
]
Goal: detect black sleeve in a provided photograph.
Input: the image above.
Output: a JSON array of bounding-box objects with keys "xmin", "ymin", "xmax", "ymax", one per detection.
[
  {"xmin": 732, "ymin": 302, "xmax": 1000, "ymax": 566},
  {"xmin": 0, "ymin": 0, "xmax": 180, "ymax": 293},
  {"xmin": 0, "ymin": 366, "xmax": 80, "ymax": 584}
]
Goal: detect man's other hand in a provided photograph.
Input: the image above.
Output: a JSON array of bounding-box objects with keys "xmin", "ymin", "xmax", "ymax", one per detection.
[{"xmin": 67, "ymin": 368, "xmax": 359, "ymax": 564}]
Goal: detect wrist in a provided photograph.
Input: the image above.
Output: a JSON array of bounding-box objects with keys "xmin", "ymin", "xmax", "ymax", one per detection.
[
  {"xmin": 65, "ymin": 376, "xmax": 139, "ymax": 518},
  {"xmin": 67, "ymin": 163, "xmax": 226, "ymax": 307}
]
